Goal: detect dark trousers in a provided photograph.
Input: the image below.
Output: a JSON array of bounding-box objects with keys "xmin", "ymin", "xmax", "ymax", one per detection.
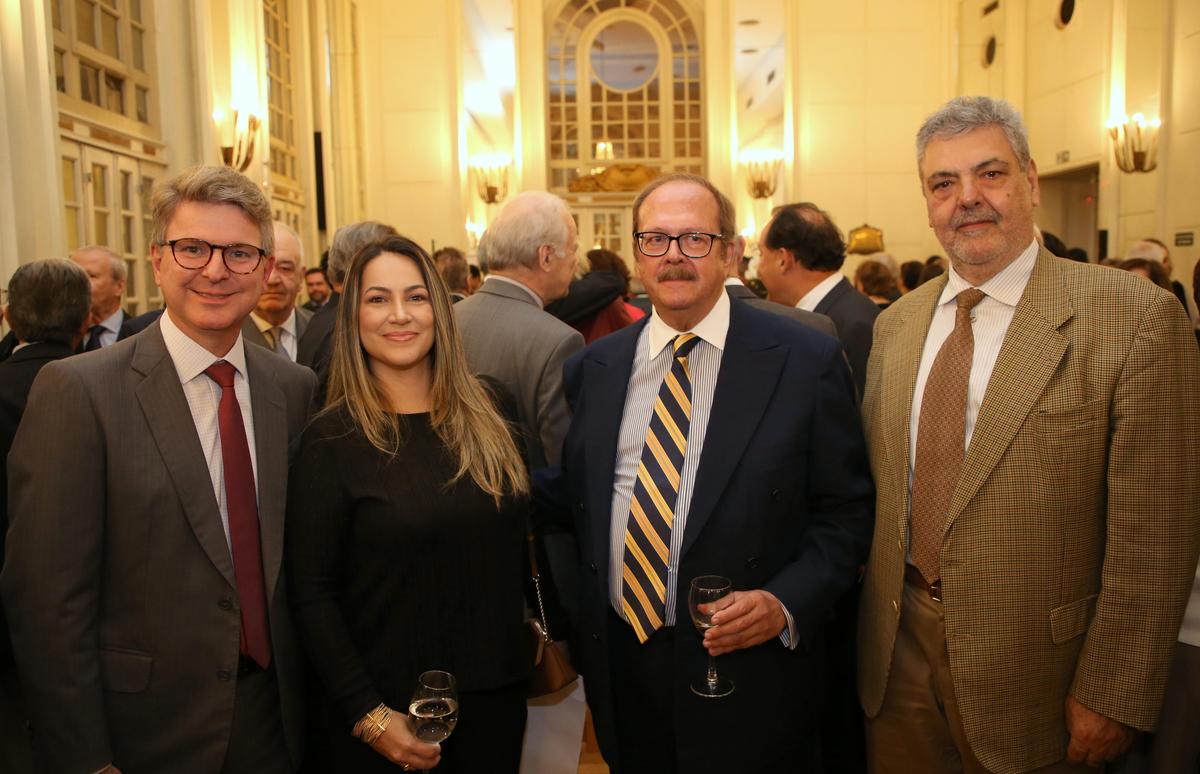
[
  {"xmin": 222, "ymin": 661, "xmax": 292, "ymax": 774},
  {"xmin": 609, "ymin": 609, "xmax": 678, "ymax": 774},
  {"xmin": 0, "ymin": 663, "xmax": 34, "ymax": 774}
]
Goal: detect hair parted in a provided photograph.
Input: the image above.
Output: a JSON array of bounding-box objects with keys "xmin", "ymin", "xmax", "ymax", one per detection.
[
  {"xmin": 328, "ymin": 221, "xmax": 398, "ymax": 284},
  {"xmin": 765, "ymin": 202, "xmax": 846, "ymax": 271},
  {"xmin": 631, "ymin": 172, "xmax": 736, "ymax": 246},
  {"xmin": 150, "ymin": 165, "xmax": 274, "ymax": 255},
  {"xmin": 324, "ymin": 234, "xmax": 528, "ymax": 504},
  {"xmin": 6, "ymin": 259, "xmax": 91, "ymax": 344},
  {"xmin": 916, "ymin": 96, "xmax": 1032, "ymax": 171},
  {"xmin": 482, "ymin": 191, "xmax": 571, "ymax": 271}
]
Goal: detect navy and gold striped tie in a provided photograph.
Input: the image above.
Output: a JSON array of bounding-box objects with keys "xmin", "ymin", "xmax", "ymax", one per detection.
[{"xmin": 622, "ymin": 333, "xmax": 702, "ymax": 642}]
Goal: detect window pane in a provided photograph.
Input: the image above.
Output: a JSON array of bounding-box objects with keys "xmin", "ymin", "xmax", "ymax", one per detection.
[
  {"xmin": 133, "ymin": 28, "xmax": 144, "ymax": 70},
  {"xmin": 52, "ymin": 0, "xmax": 63, "ymax": 30},
  {"xmin": 104, "ymin": 72, "xmax": 124, "ymax": 114},
  {"xmin": 54, "ymin": 50, "xmax": 66, "ymax": 93},
  {"xmin": 76, "ymin": 0, "xmax": 96, "ymax": 46},
  {"xmin": 124, "ymin": 258, "xmax": 137, "ymax": 296},
  {"xmin": 120, "ymin": 170, "xmax": 131, "ymax": 209},
  {"xmin": 65, "ymin": 205, "xmax": 81, "ymax": 249},
  {"xmin": 130, "ymin": 0, "xmax": 142, "ymax": 22},
  {"xmin": 135, "ymin": 86, "xmax": 148, "ymax": 122},
  {"xmin": 99, "ymin": 0, "xmax": 116, "ymax": 7},
  {"xmin": 80, "ymin": 62, "xmax": 100, "ymax": 104},
  {"xmin": 91, "ymin": 163, "xmax": 108, "ymax": 207},
  {"xmin": 94, "ymin": 210, "xmax": 109, "ymax": 245},
  {"xmin": 61, "ymin": 157, "xmax": 77, "ymax": 203},
  {"xmin": 100, "ymin": 10, "xmax": 119, "ymax": 57},
  {"xmin": 122, "ymin": 215, "xmax": 133, "ymax": 252}
]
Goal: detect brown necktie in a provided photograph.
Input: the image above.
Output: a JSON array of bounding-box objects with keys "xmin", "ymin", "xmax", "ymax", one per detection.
[
  {"xmin": 261, "ymin": 326, "xmax": 280, "ymax": 353},
  {"xmin": 910, "ymin": 288, "xmax": 986, "ymax": 584},
  {"xmin": 204, "ymin": 361, "xmax": 272, "ymax": 668}
]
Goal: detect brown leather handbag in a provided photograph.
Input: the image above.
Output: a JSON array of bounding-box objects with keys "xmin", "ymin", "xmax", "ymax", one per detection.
[{"xmin": 526, "ymin": 534, "xmax": 578, "ymax": 698}]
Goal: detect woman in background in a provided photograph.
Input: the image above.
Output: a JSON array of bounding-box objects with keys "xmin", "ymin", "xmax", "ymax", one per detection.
[{"xmin": 288, "ymin": 235, "xmax": 530, "ymax": 772}]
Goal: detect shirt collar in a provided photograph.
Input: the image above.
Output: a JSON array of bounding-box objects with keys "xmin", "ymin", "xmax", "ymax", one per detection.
[
  {"xmin": 251, "ymin": 308, "xmax": 297, "ymax": 336},
  {"xmin": 159, "ymin": 308, "xmax": 249, "ymax": 384},
  {"xmin": 796, "ymin": 272, "xmax": 843, "ymax": 311},
  {"xmin": 939, "ymin": 239, "xmax": 1039, "ymax": 308},
  {"xmin": 98, "ymin": 307, "xmax": 124, "ymax": 334},
  {"xmin": 487, "ymin": 274, "xmax": 544, "ymax": 308},
  {"xmin": 646, "ymin": 287, "xmax": 730, "ymax": 357}
]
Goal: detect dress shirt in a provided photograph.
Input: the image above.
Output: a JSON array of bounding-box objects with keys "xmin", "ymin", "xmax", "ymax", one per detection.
[
  {"xmin": 252, "ymin": 309, "xmax": 299, "ymax": 361},
  {"xmin": 94, "ymin": 307, "xmax": 125, "ymax": 348},
  {"xmin": 795, "ymin": 272, "xmax": 843, "ymax": 312},
  {"xmin": 160, "ymin": 310, "xmax": 259, "ymax": 550},
  {"xmin": 487, "ymin": 274, "xmax": 544, "ymax": 307}
]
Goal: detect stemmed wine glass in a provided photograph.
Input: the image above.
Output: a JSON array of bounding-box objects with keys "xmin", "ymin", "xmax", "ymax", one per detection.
[
  {"xmin": 408, "ymin": 670, "xmax": 459, "ymax": 743},
  {"xmin": 689, "ymin": 575, "xmax": 735, "ymax": 698}
]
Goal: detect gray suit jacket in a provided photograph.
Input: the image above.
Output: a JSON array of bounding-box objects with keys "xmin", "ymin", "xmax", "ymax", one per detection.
[
  {"xmin": 1, "ymin": 322, "xmax": 316, "ymax": 773},
  {"xmin": 454, "ymin": 277, "xmax": 584, "ymax": 469},
  {"xmin": 725, "ymin": 281, "xmax": 839, "ymax": 339},
  {"xmin": 242, "ymin": 307, "xmax": 313, "ymax": 361}
]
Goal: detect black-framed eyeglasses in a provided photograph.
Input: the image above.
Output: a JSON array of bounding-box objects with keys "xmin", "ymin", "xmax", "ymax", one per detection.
[
  {"xmin": 634, "ymin": 231, "xmax": 726, "ymax": 259},
  {"xmin": 163, "ymin": 238, "xmax": 266, "ymax": 274}
]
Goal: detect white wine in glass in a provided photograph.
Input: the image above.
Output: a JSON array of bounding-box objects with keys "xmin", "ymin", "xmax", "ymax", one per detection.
[
  {"xmin": 408, "ymin": 670, "xmax": 459, "ymax": 743},
  {"xmin": 689, "ymin": 575, "xmax": 735, "ymax": 698}
]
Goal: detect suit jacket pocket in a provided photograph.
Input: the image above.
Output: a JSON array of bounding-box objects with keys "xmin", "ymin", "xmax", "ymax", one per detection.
[
  {"xmin": 99, "ymin": 647, "xmax": 154, "ymax": 693},
  {"xmin": 1049, "ymin": 594, "xmax": 1098, "ymax": 645}
]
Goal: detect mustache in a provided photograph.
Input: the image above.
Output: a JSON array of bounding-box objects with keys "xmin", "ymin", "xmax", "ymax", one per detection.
[
  {"xmin": 656, "ymin": 266, "xmax": 697, "ymax": 282},
  {"xmin": 951, "ymin": 207, "xmax": 1000, "ymax": 229}
]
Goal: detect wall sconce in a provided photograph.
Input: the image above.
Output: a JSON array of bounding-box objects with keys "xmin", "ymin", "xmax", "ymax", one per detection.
[
  {"xmin": 213, "ymin": 109, "xmax": 260, "ymax": 173},
  {"xmin": 1107, "ymin": 113, "xmax": 1161, "ymax": 173},
  {"xmin": 469, "ymin": 154, "xmax": 512, "ymax": 204},
  {"xmin": 465, "ymin": 220, "xmax": 486, "ymax": 247},
  {"xmin": 740, "ymin": 149, "xmax": 784, "ymax": 199}
]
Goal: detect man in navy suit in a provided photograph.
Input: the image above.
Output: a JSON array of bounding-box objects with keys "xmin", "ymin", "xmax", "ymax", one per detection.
[{"xmin": 551, "ymin": 173, "xmax": 874, "ymax": 772}]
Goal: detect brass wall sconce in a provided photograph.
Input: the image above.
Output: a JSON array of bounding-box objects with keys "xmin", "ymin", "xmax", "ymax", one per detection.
[
  {"xmin": 1107, "ymin": 113, "xmax": 1161, "ymax": 173},
  {"xmin": 741, "ymin": 149, "xmax": 784, "ymax": 199},
  {"xmin": 469, "ymin": 154, "xmax": 512, "ymax": 204},
  {"xmin": 214, "ymin": 109, "xmax": 260, "ymax": 173}
]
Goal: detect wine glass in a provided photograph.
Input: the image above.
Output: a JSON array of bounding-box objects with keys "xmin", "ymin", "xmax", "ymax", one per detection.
[
  {"xmin": 689, "ymin": 575, "xmax": 735, "ymax": 698},
  {"xmin": 408, "ymin": 670, "xmax": 459, "ymax": 743}
]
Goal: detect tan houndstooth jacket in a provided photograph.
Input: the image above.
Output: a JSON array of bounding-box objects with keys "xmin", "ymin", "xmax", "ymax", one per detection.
[{"xmin": 858, "ymin": 249, "xmax": 1200, "ymax": 774}]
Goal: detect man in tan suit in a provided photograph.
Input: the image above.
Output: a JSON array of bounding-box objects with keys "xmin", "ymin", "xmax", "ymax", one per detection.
[{"xmin": 858, "ymin": 96, "xmax": 1200, "ymax": 773}]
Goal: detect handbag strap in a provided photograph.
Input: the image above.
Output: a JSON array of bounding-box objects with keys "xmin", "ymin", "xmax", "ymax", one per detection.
[{"xmin": 527, "ymin": 533, "xmax": 554, "ymax": 643}]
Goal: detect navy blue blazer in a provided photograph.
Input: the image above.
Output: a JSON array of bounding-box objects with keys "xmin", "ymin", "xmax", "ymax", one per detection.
[{"xmin": 556, "ymin": 297, "xmax": 875, "ymax": 771}]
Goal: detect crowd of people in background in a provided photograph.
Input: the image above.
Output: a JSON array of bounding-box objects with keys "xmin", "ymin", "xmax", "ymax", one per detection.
[{"xmin": 0, "ymin": 95, "xmax": 1197, "ymax": 774}]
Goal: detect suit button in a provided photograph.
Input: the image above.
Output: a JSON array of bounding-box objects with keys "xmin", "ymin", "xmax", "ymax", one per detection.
[
  {"xmin": 589, "ymin": 563, "xmax": 598, "ymax": 574},
  {"xmin": 216, "ymin": 670, "xmax": 232, "ymax": 682},
  {"xmin": 591, "ymin": 632, "xmax": 600, "ymax": 642},
  {"xmin": 576, "ymin": 501, "xmax": 585, "ymax": 511},
  {"xmin": 770, "ymin": 488, "xmax": 781, "ymax": 501},
  {"xmin": 745, "ymin": 556, "xmax": 760, "ymax": 569},
  {"xmin": 218, "ymin": 598, "xmax": 233, "ymax": 611}
]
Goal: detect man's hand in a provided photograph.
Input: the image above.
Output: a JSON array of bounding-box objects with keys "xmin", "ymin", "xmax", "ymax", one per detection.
[
  {"xmin": 1065, "ymin": 695, "xmax": 1137, "ymax": 767},
  {"xmin": 702, "ymin": 589, "xmax": 787, "ymax": 656}
]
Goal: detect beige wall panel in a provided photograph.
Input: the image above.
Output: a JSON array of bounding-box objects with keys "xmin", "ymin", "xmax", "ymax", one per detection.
[
  {"xmin": 1175, "ymin": 35, "xmax": 1200, "ymax": 131},
  {"xmin": 1027, "ymin": 74, "xmax": 1105, "ymax": 171},
  {"xmin": 797, "ymin": 0, "xmax": 866, "ymax": 30},
  {"xmin": 864, "ymin": 103, "xmax": 927, "ymax": 175},
  {"xmin": 865, "ymin": 30, "xmax": 943, "ymax": 103},
  {"xmin": 1124, "ymin": 26, "xmax": 1161, "ymax": 113},
  {"xmin": 800, "ymin": 173, "xmax": 867, "ymax": 233},
  {"xmin": 385, "ymin": 0, "xmax": 446, "ymax": 30},
  {"xmin": 377, "ymin": 37, "xmax": 444, "ymax": 111},
  {"xmin": 865, "ymin": 173, "xmax": 929, "ymax": 250},
  {"xmin": 1180, "ymin": 0, "xmax": 1200, "ymax": 34},
  {"xmin": 803, "ymin": 104, "xmax": 867, "ymax": 175},
  {"xmin": 866, "ymin": 0, "xmax": 943, "ymax": 30},
  {"xmin": 800, "ymin": 34, "xmax": 866, "ymax": 103},
  {"xmin": 1117, "ymin": 213, "xmax": 1159, "ymax": 254},
  {"xmin": 379, "ymin": 110, "xmax": 449, "ymax": 183},
  {"xmin": 1118, "ymin": 167, "xmax": 1160, "ymax": 217},
  {"xmin": 1169, "ymin": 130, "xmax": 1200, "ymax": 230}
]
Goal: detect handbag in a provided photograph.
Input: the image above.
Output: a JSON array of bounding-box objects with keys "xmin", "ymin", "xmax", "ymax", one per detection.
[{"xmin": 526, "ymin": 534, "xmax": 578, "ymax": 698}]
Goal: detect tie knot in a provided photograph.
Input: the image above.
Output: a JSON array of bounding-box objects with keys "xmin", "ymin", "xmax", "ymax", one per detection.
[
  {"xmin": 204, "ymin": 361, "xmax": 238, "ymax": 389},
  {"xmin": 90, "ymin": 324, "xmax": 104, "ymax": 333},
  {"xmin": 956, "ymin": 288, "xmax": 986, "ymax": 312},
  {"xmin": 672, "ymin": 333, "xmax": 701, "ymax": 359}
]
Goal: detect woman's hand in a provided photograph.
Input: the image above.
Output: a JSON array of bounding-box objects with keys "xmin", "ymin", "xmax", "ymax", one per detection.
[{"xmin": 368, "ymin": 714, "xmax": 442, "ymax": 771}]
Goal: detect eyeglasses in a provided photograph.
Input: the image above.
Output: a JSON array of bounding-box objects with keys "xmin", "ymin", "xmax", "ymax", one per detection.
[
  {"xmin": 163, "ymin": 238, "xmax": 266, "ymax": 274},
  {"xmin": 634, "ymin": 231, "xmax": 726, "ymax": 259}
]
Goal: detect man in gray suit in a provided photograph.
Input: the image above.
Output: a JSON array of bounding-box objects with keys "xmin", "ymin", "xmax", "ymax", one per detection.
[
  {"xmin": 2, "ymin": 165, "xmax": 315, "ymax": 774},
  {"xmin": 243, "ymin": 221, "xmax": 312, "ymax": 361},
  {"xmin": 723, "ymin": 236, "xmax": 839, "ymax": 339},
  {"xmin": 455, "ymin": 191, "xmax": 582, "ymax": 469}
]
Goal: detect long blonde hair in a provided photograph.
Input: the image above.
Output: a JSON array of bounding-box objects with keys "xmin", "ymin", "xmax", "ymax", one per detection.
[{"xmin": 324, "ymin": 235, "xmax": 529, "ymax": 503}]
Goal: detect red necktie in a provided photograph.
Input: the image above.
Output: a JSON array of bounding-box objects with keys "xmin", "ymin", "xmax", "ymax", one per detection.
[{"xmin": 204, "ymin": 361, "xmax": 272, "ymax": 668}]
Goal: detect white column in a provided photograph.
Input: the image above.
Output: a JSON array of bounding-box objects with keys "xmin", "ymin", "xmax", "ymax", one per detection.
[
  {"xmin": 781, "ymin": 0, "xmax": 803, "ymax": 202},
  {"xmin": 513, "ymin": 0, "xmax": 546, "ymax": 191},
  {"xmin": 703, "ymin": 0, "xmax": 736, "ymax": 195}
]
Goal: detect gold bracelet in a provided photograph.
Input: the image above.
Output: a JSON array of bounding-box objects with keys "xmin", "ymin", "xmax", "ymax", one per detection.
[{"xmin": 353, "ymin": 703, "xmax": 393, "ymax": 745}]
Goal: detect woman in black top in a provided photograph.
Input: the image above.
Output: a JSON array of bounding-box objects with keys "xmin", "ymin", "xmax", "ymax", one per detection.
[{"xmin": 287, "ymin": 235, "xmax": 531, "ymax": 772}]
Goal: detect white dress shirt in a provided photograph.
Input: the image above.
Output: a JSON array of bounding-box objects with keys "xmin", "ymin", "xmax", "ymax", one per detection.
[
  {"xmin": 251, "ymin": 309, "xmax": 299, "ymax": 361},
  {"xmin": 94, "ymin": 307, "xmax": 125, "ymax": 348},
  {"xmin": 160, "ymin": 310, "xmax": 260, "ymax": 551},
  {"xmin": 795, "ymin": 272, "xmax": 843, "ymax": 312}
]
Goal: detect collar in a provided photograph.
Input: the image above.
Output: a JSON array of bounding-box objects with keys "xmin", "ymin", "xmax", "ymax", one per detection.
[
  {"xmin": 160, "ymin": 308, "xmax": 249, "ymax": 384},
  {"xmin": 796, "ymin": 272, "xmax": 842, "ymax": 311},
  {"xmin": 252, "ymin": 308, "xmax": 297, "ymax": 336},
  {"xmin": 487, "ymin": 274, "xmax": 543, "ymax": 308},
  {"xmin": 98, "ymin": 306, "xmax": 124, "ymax": 334},
  {"xmin": 646, "ymin": 287, "xmax": 730, "ymax": 357},
  {"xmin": 723, "ymin": 278, "xmax": 743, "ymax": 287},
  {"xmin": 939, "ymin": 239, "xmax": 1038, "ymax": 308}
]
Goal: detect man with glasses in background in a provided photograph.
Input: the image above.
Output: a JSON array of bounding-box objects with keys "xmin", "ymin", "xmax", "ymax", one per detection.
[
  {"xmin": 545, "ymin": 172, "xmax": 874, "ymax": 772},
  {"xmin": 2, "ymin": 165, "xmax": 315, "ymax": 773}
]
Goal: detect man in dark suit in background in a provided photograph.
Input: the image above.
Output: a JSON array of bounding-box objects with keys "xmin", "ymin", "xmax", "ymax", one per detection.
[
  {"xmin": 2, "ymin": 165, "xmax": 315, "ymax": 773},
  {"xmin": 722, "ymin": 235, "xmax": 839, "ymax": 340},
  {"xmin": 302, "ymin": 266, "xmax": 330, "ymax": 311},
  {"xmin": 71, "ymin": 245, "xmax": 128, "ymax": 351},
  {"xmin": 0, "ymin": 258, "xmax": 91, "ymax": 774},
  {"xmin": 756, "ymin": 204, "xmax": 879, "ymax": 397},
  {"xmin": 549, "ymin": 173, "xmax": 874, "ymax": 772}
]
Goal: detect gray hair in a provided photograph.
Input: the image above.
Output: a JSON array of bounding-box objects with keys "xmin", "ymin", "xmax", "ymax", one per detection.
[
  {"xmin": 72, "ymin": 245, "xmax": 126, "ymax": 282},
  {"xmin": 150, "ymin": 165, "xmax": 274, "ymax": 255},
  {"xmin": 916, "ymin": 96, "xmax": 1032, "ymax": 171},
  {"xmin": 1125, "ymin": 239, "xmax": 1167, "ymax": 264},
  {"xmin": 6, "ymin": 259, "xmax": 91, "ymax": 344},
  {"xmin": 328, "ymin": 221, "xmax": 398, "ymax": 284},
  {"xmin": 272, "ymin": 221, "xmax": 305, "ymax": 263},
  {"xmin": 483, "ymin": 191, "xmax": 571, "ymax": 271}
]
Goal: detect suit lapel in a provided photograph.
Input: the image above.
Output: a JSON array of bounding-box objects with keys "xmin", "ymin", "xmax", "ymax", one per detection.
[
  {"xmin": 680, "ymin": 303, "xmax": 787, "ymax": 558},
  {"xmin": 246, "ymin": 345, "xmax": 289, "ymax": 601},
  {"xmin": 132, "ymin": 325, "xmax": 237, "ymax": 589},
  {"xmin": 583, "ymin": 325, "xmax": 642, "ymax": 581},
  {"xmin": 943, "ymin": 252, "xmax": 1071, "ymax": 535},
  {"xmin": 242, "ymin": 317, "xmax": 269, "ymax": 349}
]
